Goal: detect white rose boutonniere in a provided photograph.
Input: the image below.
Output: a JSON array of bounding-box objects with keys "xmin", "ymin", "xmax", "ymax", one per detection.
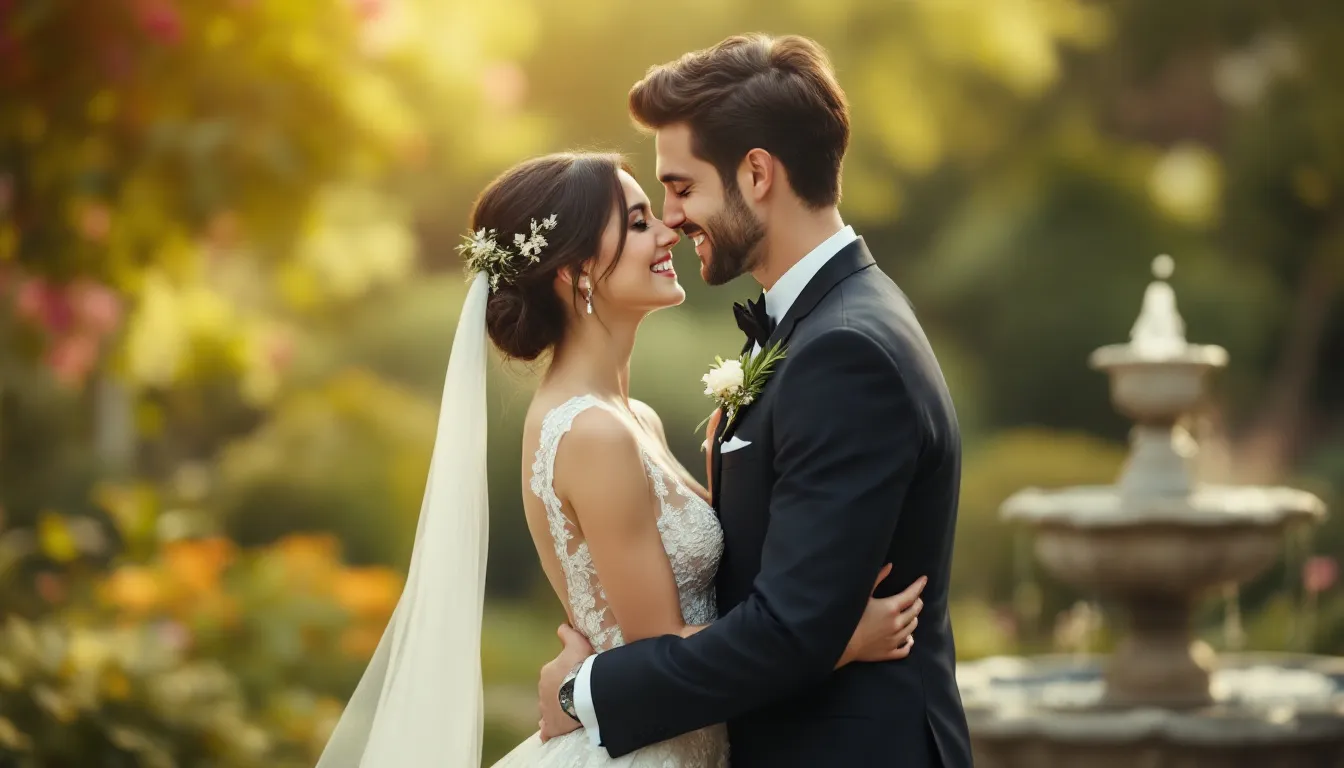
[
  {"xmin": 697, "ymin": 340, "xmax": 787, "ymax": 442},
  {"xmin": 702, "ymin": 358, "xmax": 745, "ymax": 399}
]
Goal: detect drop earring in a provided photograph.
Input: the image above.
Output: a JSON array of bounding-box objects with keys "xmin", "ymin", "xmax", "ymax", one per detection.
[{"xmin": 584, "ymin": 282, "xmax": 593, "ymax": 315}]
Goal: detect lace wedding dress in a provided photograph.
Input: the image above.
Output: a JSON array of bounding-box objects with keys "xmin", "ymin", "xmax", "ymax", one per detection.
[{"xmin": 491, "ymin": 395, "xmax": 730, "ymax": 767}]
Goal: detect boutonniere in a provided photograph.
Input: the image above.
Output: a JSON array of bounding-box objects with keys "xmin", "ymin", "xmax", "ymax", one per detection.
[{"xmin": 697, "ymin": 341, "xmax": 787, "ymax": 442}]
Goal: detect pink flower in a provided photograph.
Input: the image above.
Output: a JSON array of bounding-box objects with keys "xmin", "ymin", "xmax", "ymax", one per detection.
[
  {"xmin": 35, "ymin": 571, "xmax": 67, "ymax": 604},
  {"xmin": 14, "ymin": 277, "xmax": 45, "ymax": 321},
  {"xmin": 267, "ymin": 331, "xmax": 296, "ymax": 371},
  {"xmin": 155, "ymin": 620, "xmax": 193, "ymax": 654},
  {"xmin": 15, "ymin": 278, "xmax": 75, "ymax": 334},
  {"xmin": 1303, "ymin": 556, "xmax": 1338, "ymax": 595},
  {"xmin": 140, "ymin": 1, "xmax": 184, "ymax": 45},
  {"xmin": 71, "ymin": 280, "xmax": 123, "ymax": 337},
  {"xmin": 206, "ymin": 210, "xmax": 242, "ymax": 249},
  {"xmin": 480, "ymin": 62, "xmax": 528, "ymax": 113},
  {"xmin": 350, "ymin": 0, "xmax": 385, "ymax": 20},
  {"xmin": 46, "ymin": 334, "xmax": 99, "ymax": 387}
]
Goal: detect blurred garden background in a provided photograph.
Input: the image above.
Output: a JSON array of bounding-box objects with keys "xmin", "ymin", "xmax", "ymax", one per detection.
[{"xmin": 1, "ymin": 0, "xmax": 1342, "ymax": 765}]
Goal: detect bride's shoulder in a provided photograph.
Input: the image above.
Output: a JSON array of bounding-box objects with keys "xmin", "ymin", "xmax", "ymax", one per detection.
[
  {"xmin": 524, "ymin": 393, "xmax": 597, "ymax": 433},
  {"xmin": 628, "ymin": 398, "xmax": 668, "ymax": 444},
  {"xmin": 524, "ymin": 393, "xmax": 631, "ymax": 452},
  {"xmin": 556, "ymin": 401, "xmax": 635, "ymax": 458},
  {"xmin": 546, "ymin": 402, "xmax": 650, "ymax": 502}
]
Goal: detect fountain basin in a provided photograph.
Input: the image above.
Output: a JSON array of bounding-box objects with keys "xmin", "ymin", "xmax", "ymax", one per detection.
[
  {"xmin": 1002, "ymin": 485, "xmax": 1326, "ymax": 528},
  {"xmin": 1090, "ymin": 347, "xmax": 1228, "ymax": 422},
  {"xmin": 1004, "ymin": 485, "xmax": 1325, "ymax": 595},
  {"xmin": 958, "ymin": 653, "xmax": 1344, "ymax": 768},
  {"xmin": 1002, "ymin": 485, "xmax": 1325, "ymax": 707},
  {"xmin": 1004, "ymin": 484, "xmax": 1324, "ymax": 597}
]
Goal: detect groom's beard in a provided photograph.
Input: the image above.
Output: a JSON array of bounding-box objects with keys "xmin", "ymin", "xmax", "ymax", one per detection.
[{"xmin": 700, "ymin": 185, "xmax": 765, "ymax": 286}]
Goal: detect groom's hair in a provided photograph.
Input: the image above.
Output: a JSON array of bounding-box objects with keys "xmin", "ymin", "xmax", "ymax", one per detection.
[{"xmin": 629, "ymin": 34, "xmax": 849, "ymax": 209}]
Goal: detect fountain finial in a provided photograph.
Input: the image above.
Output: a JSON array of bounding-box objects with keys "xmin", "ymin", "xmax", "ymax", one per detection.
[
  {"xmin": 1091, "ymin": 253, "xmax": 1227, "ymax": 371},
  {"xmin": 1129, "ymin": 254, "xmax": 1187, "ymax": 357},
  {"xmin": 1152, "ymin": 253, "xmax": 1174, "ymax": 280}
]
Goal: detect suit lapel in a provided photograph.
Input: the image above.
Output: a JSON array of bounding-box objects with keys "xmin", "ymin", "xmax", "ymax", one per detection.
[
  {"xmin": 766, "ymin": 238, "xmax": 876, "ymax": 349},
  {"xmin": 718, "ymin": 239, "xmax": 877, "ymax": 443}
]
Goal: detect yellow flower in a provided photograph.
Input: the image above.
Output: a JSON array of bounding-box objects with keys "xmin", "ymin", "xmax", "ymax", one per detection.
[
  {"xmin": 66, "ymin": 629, "xmax": 111, "ymax": 674},
  {"xmin": 124, "ymin": 270, "xmax": 187, "ymax": 386},
  {"xmin": 274, "ymin": 533, "xmax": 342, "ymax": 589},
  {"xmin": 102, "ymin": 668, "xmax": 132, "ymax": 700},
  {"xmin": 37, "ymin": 511, "xmax": 79, "ymax": 564}
]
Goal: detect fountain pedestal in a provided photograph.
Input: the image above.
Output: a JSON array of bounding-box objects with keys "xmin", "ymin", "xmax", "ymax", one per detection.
[
  {"xmin": 1107, "ymin": 592, "xmax": 1214, "ymax": 709},
  {"xmin": 957, "ymin": 257, "xmax": 1342, "ymax": 767}
]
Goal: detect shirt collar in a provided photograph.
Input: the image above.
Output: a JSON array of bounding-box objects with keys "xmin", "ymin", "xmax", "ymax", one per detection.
[{"xmin": 764, "ymin": 225, "xmax": 857, "ymax": 322}]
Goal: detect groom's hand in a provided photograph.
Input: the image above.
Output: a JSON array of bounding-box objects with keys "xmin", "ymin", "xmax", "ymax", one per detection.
[{"xmin": 538, "ymin": 624, "xmax": 592, "ymax": 742}]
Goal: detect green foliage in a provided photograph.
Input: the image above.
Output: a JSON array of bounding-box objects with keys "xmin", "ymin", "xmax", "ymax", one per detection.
[
  {"xmin": 0, "ymin": 523, "xmax": 398, "ymax": 767},
  {"xmin": 952, "ymin": 429, "xmax": 1128, "ymax": 650},
  {"xmin": 215, "ymin": 370, "xmax": 437, "ymax": 564},
  {"xmin": 0, "ymin": 616, "xmax": 271, "ymax": 768}
]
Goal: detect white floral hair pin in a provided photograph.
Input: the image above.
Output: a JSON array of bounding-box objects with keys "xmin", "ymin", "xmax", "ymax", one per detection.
[{"xmin": 457, "ymin": 214, "xmax": 558, "ymax": 290}]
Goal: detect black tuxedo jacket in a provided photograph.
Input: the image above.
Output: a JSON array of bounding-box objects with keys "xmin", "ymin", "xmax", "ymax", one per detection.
[{"xmin": 588, "ymin": 239, "xmax": 973, "ymax": 767}]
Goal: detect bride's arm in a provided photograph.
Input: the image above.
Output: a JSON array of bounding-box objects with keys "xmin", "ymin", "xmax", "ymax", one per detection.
[{"xmin": 557, "ymin": 410, "xmax": 699, "ymax": 642}]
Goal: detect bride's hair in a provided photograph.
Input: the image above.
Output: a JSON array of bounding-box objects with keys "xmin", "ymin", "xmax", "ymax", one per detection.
[{"xmin": 468, "ymin": 152, "xmax": 632, "ymax": 361}]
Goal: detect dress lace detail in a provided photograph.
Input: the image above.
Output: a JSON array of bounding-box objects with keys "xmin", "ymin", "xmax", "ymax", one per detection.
[
  {"xmin": 493, "ymin": 395, "xmax": 729, "ymax": 767},
  {"xmin": 527, "ymin": 395, "xmax": 723, "ymax": 652}
]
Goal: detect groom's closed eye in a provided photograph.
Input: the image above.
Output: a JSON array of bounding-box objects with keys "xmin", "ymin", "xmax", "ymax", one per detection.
[{"xmin": 658, "ymin": 173, "xmax": 693, "ymax": 197}]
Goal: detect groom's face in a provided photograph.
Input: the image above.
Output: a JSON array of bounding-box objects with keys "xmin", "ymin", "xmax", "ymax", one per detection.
[{"xmin": 655, "ymin": 124, "xmax": 765, "ymax": 286}]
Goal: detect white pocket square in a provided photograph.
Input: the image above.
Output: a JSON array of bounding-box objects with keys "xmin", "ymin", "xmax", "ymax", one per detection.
[{"xmin": 720, "ymin": 436, "xmax": 753, "ymax": 454}]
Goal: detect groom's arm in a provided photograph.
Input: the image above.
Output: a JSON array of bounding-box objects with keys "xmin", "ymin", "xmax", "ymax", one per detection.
[{"xmin": 584, "ymin": 327, "xmax": 924, "ymax": 756}]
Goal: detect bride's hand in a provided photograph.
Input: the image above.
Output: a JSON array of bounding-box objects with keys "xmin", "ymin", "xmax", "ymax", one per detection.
[
  {"xmin": 537, "ymin": 624, "xmax": 594, "ymax": 741},
  {"xmin": 838, "ymin": 565, "xmax": 926, "ymax": 667},
  {"xmin": 703, "ymin": 407, "xmax": 721, "ymax": 482}
]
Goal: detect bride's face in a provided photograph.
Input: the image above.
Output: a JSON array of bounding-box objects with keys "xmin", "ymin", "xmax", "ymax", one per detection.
[{"xmin": 588, "ymin": 170, "xmax": 685, "ymax": 314}]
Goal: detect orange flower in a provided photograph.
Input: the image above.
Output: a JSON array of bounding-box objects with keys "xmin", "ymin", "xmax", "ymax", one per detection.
[
  {"xmin": 101, "ymin": 566, "xmax": 162, "ymax": 614},
  {"xmin": 332, "ymin": 568, "xmax": 402, "ymax": 619},
  {"xmin": 162, "ymin": 537, "xmax": 236, "ymax": 596}
]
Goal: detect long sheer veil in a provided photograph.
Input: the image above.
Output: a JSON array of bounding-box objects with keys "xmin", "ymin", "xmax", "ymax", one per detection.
[{"xmin": 315, "ymin": 271, "xmax": 491, "ymax": 767}]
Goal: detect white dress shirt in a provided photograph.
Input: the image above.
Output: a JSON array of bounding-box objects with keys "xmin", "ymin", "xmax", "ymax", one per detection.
[
  {"xmin": 572, "ymin": 225, "xmax": 859, "ymax": 747},
  {"xmin": 756, "ymin": 224, "xmax": 857, "ymax": 352}
]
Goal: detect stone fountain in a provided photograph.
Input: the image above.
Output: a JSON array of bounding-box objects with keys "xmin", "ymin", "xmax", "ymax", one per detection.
[{"xmin": 956, "ymin": 256, "xmax": 1344, "ymax": 767}]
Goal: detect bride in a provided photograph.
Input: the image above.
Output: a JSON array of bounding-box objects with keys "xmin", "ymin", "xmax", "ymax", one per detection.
[{"xmin": 313, "ymin": 152, "xmax": 925, "ymax": 767}]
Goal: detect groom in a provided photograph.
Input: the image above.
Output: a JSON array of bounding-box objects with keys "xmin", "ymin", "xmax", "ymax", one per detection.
[{"xmin": 538, "ymin": 34, "xmax": 973, "ymax": 767}]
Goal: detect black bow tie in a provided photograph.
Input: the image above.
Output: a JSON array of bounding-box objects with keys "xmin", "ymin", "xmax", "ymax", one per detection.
[{"xmin": 733, "ymin": 292, "xmax": 775, "ymax": 350}]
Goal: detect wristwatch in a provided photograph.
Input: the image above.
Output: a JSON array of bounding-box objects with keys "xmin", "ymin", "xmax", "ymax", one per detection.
[{"xmin": 558, "ymin": 661, "xmax": 584, "ymax": 723}]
